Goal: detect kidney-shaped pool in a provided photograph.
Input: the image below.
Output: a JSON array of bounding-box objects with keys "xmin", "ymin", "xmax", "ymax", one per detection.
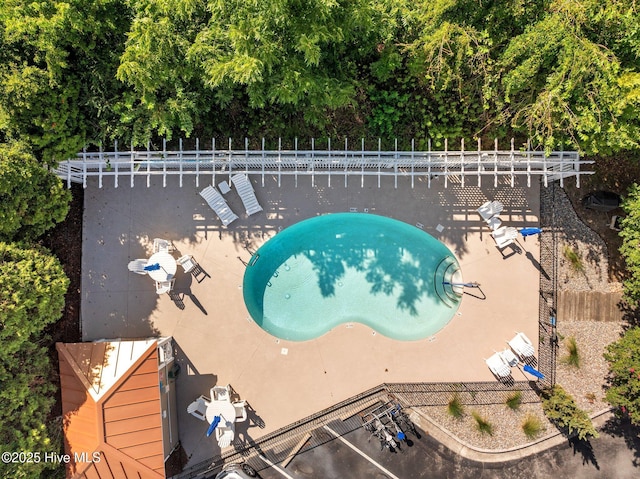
[{"xmin": 243, "ymin": 213, "xmax": 462, "ymax": 341}]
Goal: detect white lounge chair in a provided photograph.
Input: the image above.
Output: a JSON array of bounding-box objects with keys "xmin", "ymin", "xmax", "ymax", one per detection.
[
  {"xmin": 509, "ymin": 332, "xmax": 535, "ymax": 359},
  {"xmin": 499, "ymin": 348, "xmax": 519, "ymax": 367},
  {"xmin": 477, "ymin": 200, "xmax": 504, "ymax": 222},
  {"xmin": 128, "ymin": 259, "xmax": 148, "ymax": 275},
  {"xmin": 200, "ymin": 186, "xmax": 239, "ymax": 226},
  {"xmin": 231, "ymin": 174, "xmax": 263, "ymax": 216},
  {"xmin": 187, "ymin": 395, "xmax": 210, "ymax": 421},
  {"xmin": 491, "ymin": 226, "xmax": 518, "ymax": 249},
  {"xmin": 485, "ymin": 352, "xmax": 511, "ymax": 378}
]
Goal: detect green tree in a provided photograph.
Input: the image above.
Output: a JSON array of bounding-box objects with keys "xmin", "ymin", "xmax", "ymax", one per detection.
[
  {"xmin": 401, "ymin": 0, "xmax": 640, "ymax": 153},
  {"xmin": 620, "ymin": 183, "xmax": 640, "ymax": 306},
  {"xmin": 493, "ymin": 0, "xmax": 640, "ymax": 154},
  {"xmin": 541, "ymin": 385, "xmax": 599, "ymax": 440},
  {"xmin": 0, "ymin": 141, "xmax": 70, "ymax": 242},
  {"xmin": 0, "ymin": 0, "xmax": 131, "ymax": 161},
  {"xmin": 117, "ymin": 0, "xmax": 399, "ymax": 142},
  {"xmin": 604, "ymin": 326, "xmax": 640, "ymax": 425},
  {"xmin": 0, "ymin": 241, "xmax": 69, "ymax": 478}
]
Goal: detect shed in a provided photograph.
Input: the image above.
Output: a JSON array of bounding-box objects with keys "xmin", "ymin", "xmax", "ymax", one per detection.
[{"xmin": 56, "ymin": 338, "xmax": 179, "ymax": 478}]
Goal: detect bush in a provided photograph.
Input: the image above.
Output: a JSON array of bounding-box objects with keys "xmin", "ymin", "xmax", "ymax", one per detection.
[
  {"xmin": 619, "ymin": 183, "xmax": 640, "ymax": 306},
  {"xmin": 562, "ymin": 336, "xmax": 580, "ymax": 368},
  {"xmin": 0, "ymin": 242, "xmax": 69, "ymax": 478},
  {"xmin": 541, "ymin": 385, "xmax": 599, "ymax": 440},
  {"xmin": 0, "ymin": 142, "xmax": 70, "ymax": 242},
  {"xmin": 505, "ymin": 391, "xmax": 522, "ymax": 410},
  {"xmin": 522, "ymin": 414, "xmax": 543, "ymax": 439},
  {"xmin": 604, "ymin": 326, "xmax": 640, "ymax": 425},
  {"xmin": 447, "ymin": 394, "xmax": 465, "ymax": 419},
  {"xmin": 472, "ymin": 411, "xmax": 493, "ymax": 435}
]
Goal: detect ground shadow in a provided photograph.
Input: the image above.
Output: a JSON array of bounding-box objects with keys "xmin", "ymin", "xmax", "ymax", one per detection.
[
  {"xmin": 600, "ymin": 415, "xmax": 640, "ymax": 467},
  {"xmin": 568, "ymin": 436, "xmax": 600, "ymax": 469}
]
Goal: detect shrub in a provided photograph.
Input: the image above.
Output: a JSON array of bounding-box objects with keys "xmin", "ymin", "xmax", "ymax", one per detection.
[
  {"xmin": 562, "ymin": 336, "xmax": 580, "ymax": 368},
  {"xmin": 0, "ymin": 142, "xmax": 70, "ymax": 242},
  {"xmin": 522, "ymin": 414, "xmax": 543, "ymax": 439},
  {"xmin": 472, "ymin": 411, "xmax": 493, "ymax": 435},
  {"xmin": 563, "ymin": 245, "xmax": 584, "ymax": 272},
  {"xmin": 604, "ymin": 326, "xmax": 640, "ymax": 425},
  {"xmin": 447, "ymin": 394, "xmax": 465, "ymax": 419},
  {"xmin": 619, "ymin": 183, "xmax": 640, "ymax": 306},
  {"xmin": 505, "ymin": 391, "xmax": 522, "ymax": 410},
  {"xmin": 0, "ymin": 242, "xmax": 69, "ymax": 477},
  {"xmin": 541, "ymin": 385, "xmax": 599, "ymax": 440}
]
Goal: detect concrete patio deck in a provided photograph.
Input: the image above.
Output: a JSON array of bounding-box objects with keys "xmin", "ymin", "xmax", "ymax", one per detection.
[{"xmin": 81, "ymin": 173, "xmax": 541, "ymax": 468}]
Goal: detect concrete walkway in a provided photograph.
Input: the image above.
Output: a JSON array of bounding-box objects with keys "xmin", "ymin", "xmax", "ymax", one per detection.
[{"xmin": 81, "ymin": 174, "xmax": 542, "ymax": 467}]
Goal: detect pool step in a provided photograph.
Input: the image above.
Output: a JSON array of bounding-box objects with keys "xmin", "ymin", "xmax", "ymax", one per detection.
[{"xmin": 434, "ymin": 256, "xmax": 462, "ymax": 308}]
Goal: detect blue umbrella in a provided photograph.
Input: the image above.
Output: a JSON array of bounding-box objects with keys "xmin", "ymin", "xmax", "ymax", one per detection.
[
  {"xmin": 519, "ymin": 227, "xmax": 542, "ymax": 237},
  {"xmin": 206, "ymin": 415, "xmax": 221, "ymax": 437},
  {"xmin": 523, "ymin": 364, "xmax": 545, "ymax": 379},
  {"xmin": 144, "ymin": 263, "xmax": 161, "ymax": 271}
]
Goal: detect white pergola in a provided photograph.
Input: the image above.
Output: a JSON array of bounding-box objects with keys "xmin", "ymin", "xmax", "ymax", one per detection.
[{"xmin": 53, "ymin": 138, "xmax": 592, "ymax": 189}]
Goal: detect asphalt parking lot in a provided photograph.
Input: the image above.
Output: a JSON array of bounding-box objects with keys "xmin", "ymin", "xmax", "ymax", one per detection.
[{"xmin": 253, "ymin": 418, "xmax": 639, "ymax": 479}]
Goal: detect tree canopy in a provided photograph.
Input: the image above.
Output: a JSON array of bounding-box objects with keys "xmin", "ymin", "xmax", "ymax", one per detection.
[{"xmin": 2, "ymin": 0, "xmax": 638, "ymax": 159}]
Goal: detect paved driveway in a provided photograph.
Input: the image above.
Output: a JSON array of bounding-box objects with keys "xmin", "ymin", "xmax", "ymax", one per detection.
[{"xmin": 253, "ymin": 418, "xmax": 639, "ymax": 479}]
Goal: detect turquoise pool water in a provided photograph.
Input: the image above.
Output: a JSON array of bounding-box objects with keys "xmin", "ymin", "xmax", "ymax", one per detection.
[{"xmin": 242, "ymin": 213, "xmax": 462, "ymax": 341}]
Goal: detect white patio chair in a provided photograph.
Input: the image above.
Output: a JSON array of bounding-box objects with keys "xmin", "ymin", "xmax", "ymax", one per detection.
[
  {"xmin": 128, "ymin": 259, "xmax": 148, "ymax": 275},
  {"xmin": 211, "ymin": 384, "xmax": 230, "ymax": 402},
  {"xmin": 177, "ymin": 254, "xmax": 196, "ymax": 273},
  {"xmin": 187, "ymin": 395, "xmax": 210, "ymax": 421},
  {"xmin": 216, "ymin": 425, "xmax": 235, "ymax": 448},
  {"xmin": 231, "ymin": 173, "xmax": 263, "ymax": 216},
  {"xmin": 200, "ymin": 186, "xmax": 239, "ymax": 226},
  {"xmin": 491, "ymin": 226, "xmax": 518, "ymax": 249},
  {"xmin": 155, "ymin": 279, "xmax": 175, "ymax": 295},
  {"xmin": 485, "ymin": 352, "xmax": 511, "ymax": 378},
  {"xmin": 232, "ymin": 400, "xmax": 248, "ymax": 422},
  {"xmin": 477, "ymin": 200, "xmax": 504, "ymax": 222},
  {"xmin": 153, "ymin": 238, "xmax": 174, "ymax": 253},
  {"xmin": 508, "ymin": 332, "xmax": 535, "ymax": 359}
]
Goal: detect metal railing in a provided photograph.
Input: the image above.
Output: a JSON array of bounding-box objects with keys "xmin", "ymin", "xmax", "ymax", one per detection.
[
  {"xmin": 53, "ymin": 138, "xmax": 592, "ymax": 189},
  {"xmin": 173, "ymin": 380, "xmax": 540, "ymax": 479}
]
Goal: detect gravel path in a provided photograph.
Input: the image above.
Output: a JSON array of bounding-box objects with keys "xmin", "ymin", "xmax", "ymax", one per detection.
[{"xmin": 419, "ymin": 186, "xmax": 623, "ymax": 450}]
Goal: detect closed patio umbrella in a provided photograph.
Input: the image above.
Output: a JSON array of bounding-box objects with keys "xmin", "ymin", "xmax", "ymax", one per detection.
[
  {"xmin": 523, "ymin": 364, "xmax": 545, "ymax": 379},
  {"xmin": 519, "ymin": 227, "xmax": 542, "ymax": 237},
  {"xmin": 206, "ymin": 415, "xmax": 221, "ymax": 437}
]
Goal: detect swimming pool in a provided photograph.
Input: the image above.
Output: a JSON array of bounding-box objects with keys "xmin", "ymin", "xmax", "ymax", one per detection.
[{"xmin": 243, "ymin": 213, "xmax": 462, "ymax": 341}]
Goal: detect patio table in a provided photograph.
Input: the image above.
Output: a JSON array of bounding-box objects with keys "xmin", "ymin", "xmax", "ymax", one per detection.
[
  {"xmin": 206, "ymin": 399, "xmax": 236, "ymax": 425},
  {"xmin": 146, "ymin": 252, "xmax": 177, "ymax": 282}
]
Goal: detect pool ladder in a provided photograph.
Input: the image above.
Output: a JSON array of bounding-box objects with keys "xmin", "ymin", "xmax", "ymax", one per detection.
[{"xmin": 433, "ymin": 257, "xmax": 462, "ymax": 308}]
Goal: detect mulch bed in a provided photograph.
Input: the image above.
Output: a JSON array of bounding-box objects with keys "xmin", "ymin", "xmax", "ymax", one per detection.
[
  {"xmin": 562, "ymin": 153, "xmax": 640, "ymax": 282},
  {"xmin": 40, "ymin": 183, "xmax": 83, "ymax": 417}
]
